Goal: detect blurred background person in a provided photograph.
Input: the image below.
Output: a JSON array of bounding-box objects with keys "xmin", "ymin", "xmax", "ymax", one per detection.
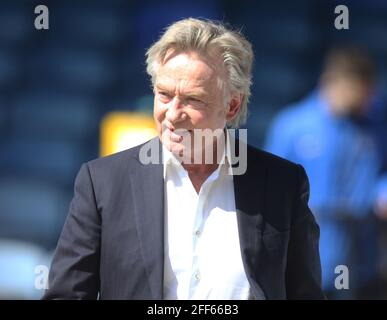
[{"xmin": 264, "ymin": 46, "xmax": 387, "ymax": 299}]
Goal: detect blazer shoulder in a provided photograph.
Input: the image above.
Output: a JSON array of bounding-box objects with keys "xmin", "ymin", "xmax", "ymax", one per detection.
[
  {"xmin": 86, "ymin": 138, "xmax": 158, "ymax": 172},
  {"xmin": 246, "ymin": 144, "xmax": 307, "ymax": 195},
  {"xmin": 247, "ymin": 144, "xmax": 300, "ymax": 173}
]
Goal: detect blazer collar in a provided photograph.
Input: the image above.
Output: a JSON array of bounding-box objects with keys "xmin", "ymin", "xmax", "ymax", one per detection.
[
  {"xmin": 233, "ymin": 150, "xmax": 268, "ymax": 299},
  {"xmin": 131, "ymin": 138, "xmax": 164, "ymax": 299}
]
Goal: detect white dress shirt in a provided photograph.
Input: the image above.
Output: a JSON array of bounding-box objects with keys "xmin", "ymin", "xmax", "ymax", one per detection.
[{"xmin": 162, "ymin": 135, "xmax": 251, "ymax": 300}]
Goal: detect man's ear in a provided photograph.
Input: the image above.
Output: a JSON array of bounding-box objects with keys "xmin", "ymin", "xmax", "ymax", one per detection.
[{"xmin": 226, "ymin": 93, "xmax": 243, "ymax": 121}]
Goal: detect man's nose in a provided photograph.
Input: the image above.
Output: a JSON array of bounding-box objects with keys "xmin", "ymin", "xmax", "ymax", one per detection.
[{"xmin": 165, "ymin": 97, "xmax": 186, "ymax": 123}]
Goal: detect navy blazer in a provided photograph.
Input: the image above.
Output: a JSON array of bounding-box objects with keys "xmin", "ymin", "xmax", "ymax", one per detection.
[{"xmin": 43, "ymin": 138, "xmax": 324, "ymax": 300}]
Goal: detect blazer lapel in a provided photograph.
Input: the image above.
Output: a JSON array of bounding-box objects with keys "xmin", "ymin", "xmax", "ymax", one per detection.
[
  {"xmin": 233, "ymin": 146, "xmax": 268, "ymax": 299},
  {"xmin": 131, "ymin": 139, "xmax": 164, "ymax": 299}
]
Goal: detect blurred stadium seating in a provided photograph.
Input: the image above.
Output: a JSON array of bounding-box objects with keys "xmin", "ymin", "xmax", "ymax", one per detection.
[{"xmin": 0, "ymin": 0, "xmax": 386, "ymax": 299}]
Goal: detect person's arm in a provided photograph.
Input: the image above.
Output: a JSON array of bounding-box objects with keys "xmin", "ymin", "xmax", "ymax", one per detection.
[
  {"xmin": 264, "ymin": 111, "xmax": 293, "ymax": 159},
  {"xmin": 42, "ymin": 163, "xmax": 101, "ymax": 299},
  {"xmin": 285, "ymin": 165, "xmax": 325, "ymax": 299}
]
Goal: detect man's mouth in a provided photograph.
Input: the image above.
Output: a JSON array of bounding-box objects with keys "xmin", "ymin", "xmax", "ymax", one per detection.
[
  {"xmin": 162, "ymin": 125, "xmax": 193, "ymax": 141},
  {"xmin": 168, "ymin": 129, "xmax": 183, "ymax": 142}
]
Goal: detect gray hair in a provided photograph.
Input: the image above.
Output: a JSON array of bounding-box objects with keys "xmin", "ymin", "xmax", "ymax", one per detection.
[{"xmin": 145, "ymin": 18, "xmax": 254, "ymax": 128}]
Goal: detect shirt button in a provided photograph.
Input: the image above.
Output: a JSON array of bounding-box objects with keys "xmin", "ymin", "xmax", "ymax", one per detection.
[
  {"xmin": 194, "ymin": 273, "xmax": 201, "ymax": 281},
  {"xmin": 195, "ymin": 230, "xmax": 201, "ymax": 237}
]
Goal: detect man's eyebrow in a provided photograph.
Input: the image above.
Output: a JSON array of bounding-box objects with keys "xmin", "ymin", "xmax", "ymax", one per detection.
[
  {"xmin": 155, "ymin": 85, "xmax": 208, "ymax": 98},
  {"xmin": 155, "ymin": 84, "xmax": 172, "ymax": 92},
  {"xmin": 184, "ymin": 93, "xmax": 208, "ymax": 100}
]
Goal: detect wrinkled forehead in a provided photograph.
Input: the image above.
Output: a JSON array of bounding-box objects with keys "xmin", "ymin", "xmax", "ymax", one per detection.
[
  {"xmin": 163, "ymin": 48, "xmax": 222, "ymax": 68},
  {"xmin": 154, "ymin": 50, "xmax": 227, "ymax": 90}
]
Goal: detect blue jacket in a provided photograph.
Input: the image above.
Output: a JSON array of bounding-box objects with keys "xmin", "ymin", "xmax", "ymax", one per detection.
[{"xmin": 265, "ymin": 91, "xmax": 384, "ymax": 291}]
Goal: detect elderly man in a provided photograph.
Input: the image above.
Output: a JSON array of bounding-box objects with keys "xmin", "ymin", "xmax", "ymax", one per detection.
[{"xmin": 43, "ymin": 18, "xmax": 324, "ymax": 300}]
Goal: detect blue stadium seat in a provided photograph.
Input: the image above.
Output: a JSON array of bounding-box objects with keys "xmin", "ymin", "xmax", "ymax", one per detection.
[
  {"xmin": 53, "ymin": 3, "xmax": 126, "ymax": 49},
  {"xmin": 27, "ymin": 48, "xmax": 116, "ymax": 95},
  {"xmin": 0, "ymin": 103, "xmax": 6, "ymax": 132},
  {"xmin": 11, "ymin": 92, "xmax": 100, "ymax": 141},
  {"xmin": 120, "ymin": 52, "xmax": 151, "ymax": 100},
  {"xmin": 228, "ymin": 0, "xmax": 318, "ymax": 53},
  {"xmin": 253, "ymin": 55, "xmax": 313, "ymax": 105},
  {"xmin": 0, "ymin": 50, "xmax": 20, "ymax": 91},
  {"xmin": 0, "ymin": 137, "xmax": 89, "ymax": 187},
  {"xmin": 0, "ymin": 4, "xmax": 31, "ymax": 49},
  {"xmin": 134, "ymin": 94, "xmax": 154, "ymax": 115},
  {"xmin": 378, "ymin": 68, "xmax": 387, "ymax": 99},
  {"xmin": 249, "ymin": 16, "xmax": 317, "ymax": 53},
  {"xmin": 351, "ymin": 20, "xmax": 387, "ymax": 54},
  {"xmin": 0, "ymin": 177, "xmax": 69, "ymax": 250},
  {"xmin": 104, "ymin": 94, "xmax": 139, "ymax": 113},
  {"xmin": 131, "ymin": 1, "xmax": 221, "ymax": 50}
]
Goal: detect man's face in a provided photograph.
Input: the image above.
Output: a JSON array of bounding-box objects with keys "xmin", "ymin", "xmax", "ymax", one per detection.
[
  {"xmin": 323, "ymin": 76, "xmax": 374, "ymax": 117},
  {"xmin": 153, "ymin": 50, "xmax": 237, "ymax": 158}
]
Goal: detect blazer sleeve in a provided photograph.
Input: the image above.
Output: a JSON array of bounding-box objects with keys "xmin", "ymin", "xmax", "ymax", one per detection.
[
  {"xmin": 42, "ymin": 163, "xmax": 101, "ymax": 299},
  {"xmin": 285, "ymin": 165, "xmax": 326, "ymax": 299}
]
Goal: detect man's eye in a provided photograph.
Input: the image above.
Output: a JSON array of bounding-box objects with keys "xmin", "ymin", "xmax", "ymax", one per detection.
[
  {"xmin": 159, "ymin": 92, "xmax": 171, "ymax": 101},
  {"xmin": 188, "ymin": 98, "xmax": 206, "ymax": 107}
]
